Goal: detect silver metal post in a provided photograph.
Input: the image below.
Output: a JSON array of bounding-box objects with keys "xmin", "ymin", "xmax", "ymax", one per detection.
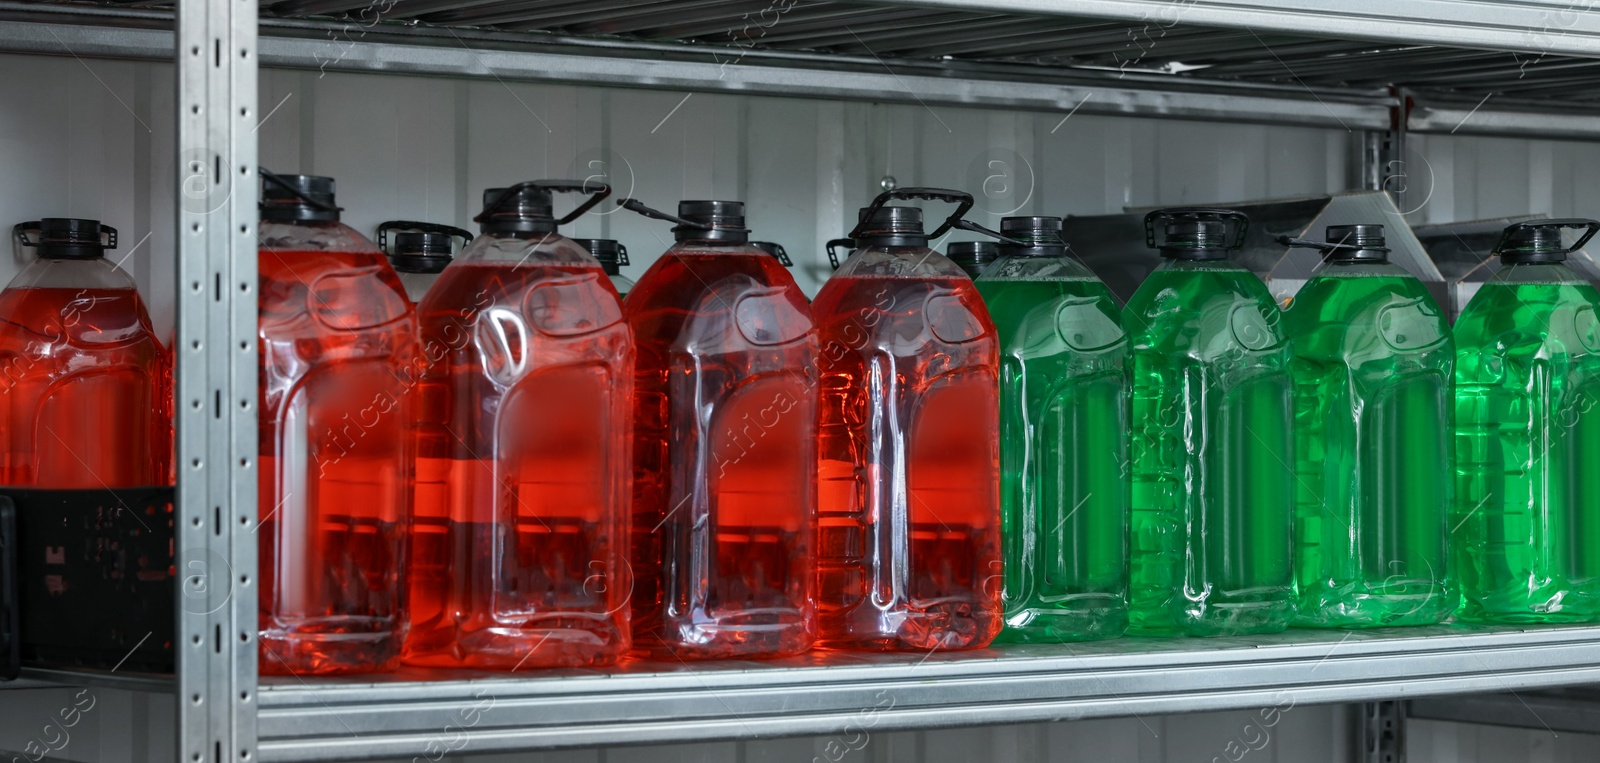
[
  {"xmin": 1361, "ymin": 700, "xmax": 1405, "ymax": 763},
  {"xmin": 176, "ymin": 0, "xmax": 258, "ymax": 759}
]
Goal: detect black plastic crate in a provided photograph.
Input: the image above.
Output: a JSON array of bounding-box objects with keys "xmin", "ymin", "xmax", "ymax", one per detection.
[{"xmin": 0, "ymin": 488, "xmax": 175, "ymax": 678}]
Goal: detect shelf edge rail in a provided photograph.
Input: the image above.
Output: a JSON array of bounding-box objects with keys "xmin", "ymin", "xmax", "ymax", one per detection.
[{"xmin": 253, "ymin": 626, "xmax": 1600, "ymax": 762}]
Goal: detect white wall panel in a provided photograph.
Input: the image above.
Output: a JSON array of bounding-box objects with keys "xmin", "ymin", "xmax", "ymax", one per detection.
[{"xmin": 1406, "ymin": 133, "xmax": 1600, "ymax": 226}]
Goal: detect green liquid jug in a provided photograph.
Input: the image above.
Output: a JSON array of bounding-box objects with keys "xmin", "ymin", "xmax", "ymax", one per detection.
[
  {"xmin": 1454, "ymin": 218, "xmax": 1600, "ymax": 623},
  {"xmin": 973, "ymin": 216, "xmax": 1130, "ymax": 643},
  {"xmin": 1125, "ymin": 208, "xmax": 1295, "ymax": 636},
  {"xmin": 1284, "ymin": 224, "xmax": 1455, "ymax": 627}
]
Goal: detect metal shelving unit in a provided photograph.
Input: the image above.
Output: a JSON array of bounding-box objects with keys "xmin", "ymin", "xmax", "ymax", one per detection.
[{"xmin": 0, "ymin": 1, "xmax": 1599, "ymax": 761}]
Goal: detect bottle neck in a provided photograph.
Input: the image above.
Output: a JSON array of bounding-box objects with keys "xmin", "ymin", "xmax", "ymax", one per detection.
[{"xmin": 1495, "ymin": 260, "xmax": 1585, "ymax": 284}]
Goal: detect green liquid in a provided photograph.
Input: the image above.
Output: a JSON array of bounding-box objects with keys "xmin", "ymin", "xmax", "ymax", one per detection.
[
  {"xmin": 1285, "ymin": 261, "xmax": 1455, "ymax": 627},
  {"xmin": 1453, "ymin": 262, "xmax": 1600, "ymax": 623},
  {"xmin": 1124, "ymin": 258, "xmax": 1295, "ymax": 636},
  {"xmin": 977, "ymin": 258, "xmax": 1129, "ymax": 643}
]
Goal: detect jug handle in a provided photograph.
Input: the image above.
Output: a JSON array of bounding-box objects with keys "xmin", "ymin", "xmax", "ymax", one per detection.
[
  {"xmin": 1494, "ymin": 218, "xmax": 1600, "ymax": 255},
  {"xmin": 825, "ymin": 238, "xmax": 854, "ymax": 270},
  {"xmin": 848, "ymin": 187, "xmax": 974, "ymax": 241}
]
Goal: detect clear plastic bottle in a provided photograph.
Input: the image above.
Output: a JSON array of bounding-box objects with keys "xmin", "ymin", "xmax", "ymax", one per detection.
[
  {"xmin": 572, "ymin": 238, "xmax": 634, "ymax": 299},
  {"xmin": 972, "ymin": 216, "xmax": 1129, "ymax": 643},
  {"xmin": 811, "ymin": 189, "xmax": 1002, "ymax": 651},
  {"xmin": 1125, "ymin": 208, "xmax": 1295, "ymax": 636},
  {"xmin": 403, "ymin": 182, "xmax": 633, "ymax": 668},
  {"xmin": 618, "ymin": 199, "xmax": 818, "ymax": 660},
  {"xmin": 1454, "ymin": 219, "xmax": 1600, "ymax": 623},
  {"xmin": 1283, "ymin": 225, "xmax": 1455, "ymax": 628},
  {"xmin": 947, "ymin": 240, "xmax": 999, "ymax": 280},
  {"xmin": 0, "ymin": 219, "xmax": 169, "ymax": 488},
  {"xmin": 257, "ymin": 173, "xmax": 417, "ymax": 674},
  {"xmin": 377, "ymin": 221, "xmax": 472, "ymax": 304}
]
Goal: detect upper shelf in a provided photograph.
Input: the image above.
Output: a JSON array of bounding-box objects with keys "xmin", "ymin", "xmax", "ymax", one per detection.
[
  {"xmin": 253, "ymin": 623, "xmax": 1600, "ymax": 762},
  {"xmin": 244, "ymin": 0, "xmax": 1600, "ymax": 121},
  {"xmin": 0, "ymin": 0, "xmax": 1598, "ymax": 136}
]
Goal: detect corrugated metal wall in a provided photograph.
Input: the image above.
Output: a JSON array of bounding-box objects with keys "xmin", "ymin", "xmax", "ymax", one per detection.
[{"xmin": 3, "ymin": 52, "xmax": 1600, "ymax": 763}]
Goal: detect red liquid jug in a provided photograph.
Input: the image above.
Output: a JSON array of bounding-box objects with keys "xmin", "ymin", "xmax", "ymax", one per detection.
[
  {"xmin": 257, "ymin": 172, "xmax": 417, "ymax": 675},
  {"xmin": 619, "ymin": 198, "xmax": 818, "ymax": 659},
  {"xmin": 810, "ymin": 189, "xmax": 1003, "ymax": 651},
  {"xmin": 403, "ymin": 181, "xmax": 633, "ymax": 669},
  {"xmin": 0, "ymin": 219, "xmax": 168, "ymax": 488}
]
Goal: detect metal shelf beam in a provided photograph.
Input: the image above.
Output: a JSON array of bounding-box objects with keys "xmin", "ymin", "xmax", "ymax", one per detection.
[
  {"xmin": 0, "ymin": 9, "xmax": 1389, "ymax": 130},
  {"xmin": 255, "ymin": 624, "xmax": 1600, "ymax": 762},
  {"xmin": 882, "ymin": 0, "xmax": 1600, "ymax": 57}
]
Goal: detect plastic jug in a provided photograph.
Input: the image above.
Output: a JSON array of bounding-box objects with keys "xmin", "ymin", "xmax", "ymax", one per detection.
[
  {"xmin": 571, "ymin": 238, "xmax": 634, "ymax": 299},
  {"xmin": 970, "ymin": 216, "xmax": 1130, "ymax": 643},
  {"xmin": 811, "ymin": 189, "xmax": 1002, "ymax": 651},
  {"xmin": 0, "ymin": 219, "xmax": 169, "ymax": 488},
  {"xmin": 1283, "ymin": 224, "xmax": 1455, "ymax": 627},
  {"xmin": 257, "ymin": 172, "xmax": 417, "ymax": 674},
  {"xmin": 1454, "ymin": 219, "xmax": 1600, "ymax": 623},
  {"xmin": 618, "ymin": 198, "xmax": 818, "ymax": 659},
  {"xmin": 402, "ymin": 181, "xmax": 633, "ymax": 668},
  {"xmin": 1124, "ymin": 208, "xmax": 1294, "ymax": 636},
  {"xmin": 377, "ymin": 221, "xmax": 472, "ymax": 304}
]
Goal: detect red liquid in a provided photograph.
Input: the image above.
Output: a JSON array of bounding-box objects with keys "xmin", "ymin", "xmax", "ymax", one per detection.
[
  {"xmin": 0, "ymin": 286, "xmax": 168, "ymax": 488},
  {"xmin": 258, "ymin": 248, "xmax": 416, "ymax": 675},
  {"xmin": 404, "ymin": 261, "xmax": 632, "ymax": 669},
  {"xmin": 809, "ymin": 274, "xmax": 1003, "ymax": 651},
  {"xmin": 625, "ymin": 250, "xmax": 818, "ymax": 659}
]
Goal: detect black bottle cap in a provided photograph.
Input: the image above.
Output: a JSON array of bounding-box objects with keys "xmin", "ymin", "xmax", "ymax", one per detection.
[
  {"xmin": 1324, "ymin": 224, "xmax": 1389, "ymax": 262},
  {"xmin": 377, "ymin": 221, "xmax": 471, "ymax": 274},
  {"xmin": 1144, "ymin": 207, "xmax": 1249, "ymax": 261},
  {"xmin": 390, "ymin": 232, "xmax": 454, "ymax": 274},
  {"xmin": 674, "ymin": 200, "xmax": 749, "ymax": 244},
  {"xmin": 476, "ymin": 180, "xmax": 612, "ymax": 237},
  {"xmin": 571, "ymin": 238, "xmax": 629, "ymax": 276},
  {"xmin": 479, "ymin": 186, "xmax": 556, "ymax": 235},
  {"xmin": 997, "ymin": 216, "xmax": 1067, "ymax": 258},
  {"xmin": 261, "ymin": 173, "xmax": 340, "ymax": 223},
  {"xmin": 1495, "ymin": 219, "xmax": 1600, "ymax": 264},
  {"xmin": 14, "ymin": 218, "xmax": 117, "ymax": 260},
  {"xmin": 946, "ymin": 241, "xmax": 999, "ymax": 278},
  {"xmin": 855, "ymin": 206, "xmax": 927, "ymax": 248}
]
